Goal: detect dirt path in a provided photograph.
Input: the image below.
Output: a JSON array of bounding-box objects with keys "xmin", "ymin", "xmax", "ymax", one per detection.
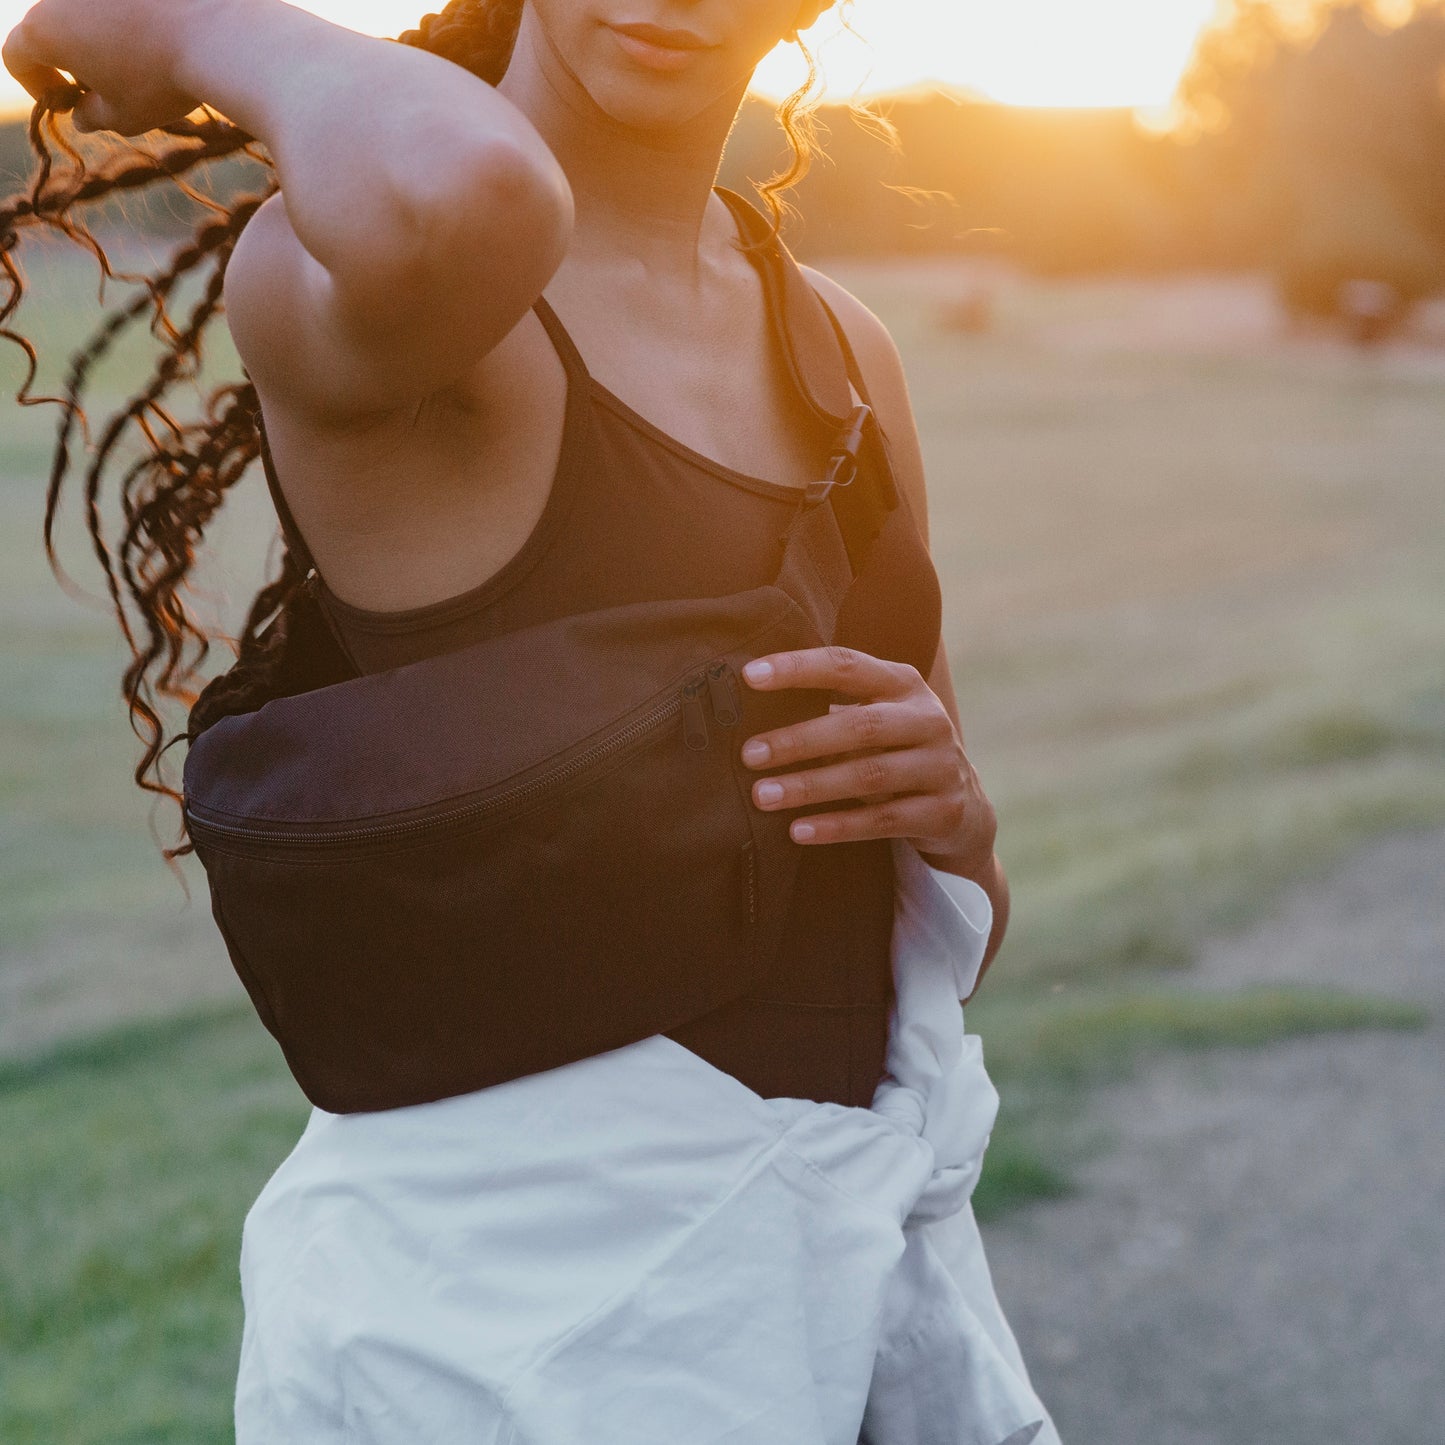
[
  {"xmin": 981, "ymin": 827, "xmax": 1445, "ymax": 1445},
  {"xmin": 0, "ymin": 904, "xmax": 242, "ymax": 1061}
]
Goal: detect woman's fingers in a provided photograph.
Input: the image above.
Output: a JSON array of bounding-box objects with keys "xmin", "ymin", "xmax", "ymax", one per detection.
[
  {"xmin": 740, "ymin": 692, "xmax": 952, "ymax": 772},
  {"xmin": 738, "ymin": 643, "xmax": 972, "ymax": 849},
  {"xmin": 69, "ymin": 85, "xmax": 124, "ymax": 133},
  {"xmin": 3, "ymin": 18, "xmax": 105, "ymax": 126},
  {"xmin": 1, "ymin": 5, "xmax": 197, "ymax": 135},
  {"xmin": 740, "ymin": 644, "xmax": 943, "ymax": 765},
  {"xmin": 5, "ymin": 56, "xmax": 71, "ymax": 107},
  {"xmin": 741, "ymin": 696, "xmax": 921, "ymax": 771},
  {"xmin": 742, "ymin": 645, "xmax": 919, "ymax": 702},
  {"xmin": 787, "ymin": 794, "xmax": 964, "ymax": 848},
  {"xmin": 750, "ymin": 745, "xmax": 948, "ymax": 816}
]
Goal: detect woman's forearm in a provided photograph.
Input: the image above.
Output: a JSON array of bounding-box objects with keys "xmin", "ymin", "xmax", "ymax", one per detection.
[{"xmin": 173, "ymin": 0, "xmax": 565, "ymax": 278}]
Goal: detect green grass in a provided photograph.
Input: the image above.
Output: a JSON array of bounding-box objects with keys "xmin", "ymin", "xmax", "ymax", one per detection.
[
  {"xmin": 0, "ymin": 1008, "xmax": 307, "ymax": 1445},
  {"xmin": 4, "ymin": 248, "xmax": 1445, "ymax": 1429}
]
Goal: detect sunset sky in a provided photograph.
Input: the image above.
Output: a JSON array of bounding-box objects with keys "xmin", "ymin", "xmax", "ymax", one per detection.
[{"xmin": 0, "ymin": 0, "xmax": 1222, "ymax": 120}]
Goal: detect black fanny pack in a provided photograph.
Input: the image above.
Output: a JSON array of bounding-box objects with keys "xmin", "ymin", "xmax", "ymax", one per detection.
[{"xmin": 183, "ymin": 189, "xmax": 901, "ymax": 1113}]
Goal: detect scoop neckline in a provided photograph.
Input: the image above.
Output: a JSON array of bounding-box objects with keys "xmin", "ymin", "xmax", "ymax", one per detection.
[
  {"xmin": 533, "ymin": 183, "xmax": 826, "ymax": 503},
  {"xmin": 585, "ymin": 375, "xmax": 814, "ymax": 502},
  {"xmin": 314, "ymin": 185, "xmax": 821, "ymax": 628}
]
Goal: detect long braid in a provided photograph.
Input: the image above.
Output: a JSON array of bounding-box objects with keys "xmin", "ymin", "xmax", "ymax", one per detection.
[
  {"xmin": 1, "ymin": 0, "xmax": 831, "ymax": 871},
  {"xmin": 396, "ymin": 0, "xmax": 526, "ymax": 83}
]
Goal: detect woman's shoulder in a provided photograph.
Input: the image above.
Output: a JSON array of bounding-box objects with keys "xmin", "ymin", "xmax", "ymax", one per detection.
[{"xmin": 794, "ymin": 263, "xmax": 893, "ymax": 357}]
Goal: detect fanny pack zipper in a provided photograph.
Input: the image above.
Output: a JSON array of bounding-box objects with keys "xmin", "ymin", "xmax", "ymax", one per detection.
[
  {"xmin": 188, "ymin": 659, "xmax": 745, "ymax": 847},
  {"xmin": 682, "ymin": 659, "xmax": 740, "ymax": 750}
]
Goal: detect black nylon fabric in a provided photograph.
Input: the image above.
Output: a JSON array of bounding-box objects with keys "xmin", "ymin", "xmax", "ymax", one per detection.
[{"xmin": 187, "ymin": 490, "xmax": 870, "ymax": 1114}]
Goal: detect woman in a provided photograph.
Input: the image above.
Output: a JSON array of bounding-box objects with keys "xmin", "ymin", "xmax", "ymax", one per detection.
[{"xmin": 3, "ymin": 1, "xmax": 1057, "ymax": 1439}]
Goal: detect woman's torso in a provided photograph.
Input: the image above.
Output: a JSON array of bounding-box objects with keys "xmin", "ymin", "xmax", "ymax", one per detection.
[
  {"xmin": 251, "ymin": 189, "xmax": 834, "ymax": 618},
  {"xmin": 253, "ymin": 190, "xmax": 943, "ymax": 1107}
]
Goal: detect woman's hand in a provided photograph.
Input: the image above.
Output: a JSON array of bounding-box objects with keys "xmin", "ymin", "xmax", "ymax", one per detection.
[
  {"xmin": 739, "ymin": 644, "xmax": 998, "ymax": 873},
  {"xmin": 3, "ymin": 0, "xmax": 202, "ymax": 135}
]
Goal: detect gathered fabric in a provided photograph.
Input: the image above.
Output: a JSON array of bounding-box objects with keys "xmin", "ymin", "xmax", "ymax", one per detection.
[{"xmin": 234, "ymin": 840, "xmax": 1059, "ymax": 1445}]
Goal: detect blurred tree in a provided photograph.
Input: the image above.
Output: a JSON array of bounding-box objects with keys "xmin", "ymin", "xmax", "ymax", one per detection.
[
  {"xmin": 718, "ymin": 92, "xmax": 1183, "ymax": 271},
  {"xmin": 1180, "ymin": 0, "xmax": 1445, "ymax": 320}
]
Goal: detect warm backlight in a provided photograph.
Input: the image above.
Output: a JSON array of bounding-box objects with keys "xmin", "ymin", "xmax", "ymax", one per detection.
[
  {"xmin": 0, "ymin": 0, "xmax": 1221, "ymax": 119},
  {"xmin": 755, "ymin": 0, "xmax": 1220, "ymax": 108}
]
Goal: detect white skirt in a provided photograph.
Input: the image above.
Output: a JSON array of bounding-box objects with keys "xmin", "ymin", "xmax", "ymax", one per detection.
[{"xmin": 235, "ymin": 842, "xmax": 1060, "ymax": 1445}]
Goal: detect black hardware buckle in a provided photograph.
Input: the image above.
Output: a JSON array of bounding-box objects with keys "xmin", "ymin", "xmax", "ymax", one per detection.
[{"xmin": 804, "ymin": 402, "xmax": 872, "ymax": 507}]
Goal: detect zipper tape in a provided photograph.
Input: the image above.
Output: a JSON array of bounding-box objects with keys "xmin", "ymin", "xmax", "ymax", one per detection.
[{"xmin": 188, "ymin": 657, "xmax": 749, "ymax": 848}]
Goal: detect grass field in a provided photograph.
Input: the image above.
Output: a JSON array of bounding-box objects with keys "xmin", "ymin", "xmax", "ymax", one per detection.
[{"xmin": 2, "ymin": 235, "xmax": 1441, "ymax": 1438}]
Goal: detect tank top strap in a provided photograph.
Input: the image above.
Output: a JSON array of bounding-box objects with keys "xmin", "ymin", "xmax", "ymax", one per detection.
[
  {"xmin": 244, "ymin": 295, "xmax": 585, "ymax": 583},
  {"xmin": 244, "ymin": 374, "xmax": 319, "ymax": 579},
  {"xmin": 531, "ymin": 293, "xmax": 593, "ymax": 383}
]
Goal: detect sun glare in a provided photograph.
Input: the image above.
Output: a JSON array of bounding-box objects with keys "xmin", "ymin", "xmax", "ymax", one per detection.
[
  {"xmin": 0, "ymin": 0, "xmax": 1222, "ymax": 119},
  {"xmin": 298, "ymin": 0, "xmax": 1221, "ymax": 109},
  {"xmin": 753, "ymin": 0, "xmax": 1221, "ymax": 108}
]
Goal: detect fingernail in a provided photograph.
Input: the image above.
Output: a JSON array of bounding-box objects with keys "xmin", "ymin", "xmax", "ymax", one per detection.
[
  {"xmin": 792, "ymin": 822, "xmax": 816, "ymax": 842},
  {"xmin": 741, "ymin": 740, "xmax": 770, "ymax": 766},
  {"xmin": 743, "ymin": 659, "xmax": 773, "ymax": 685},
  {"xmin": 756, "ymin": 781, "xmax": 784, "ymax": 806}
]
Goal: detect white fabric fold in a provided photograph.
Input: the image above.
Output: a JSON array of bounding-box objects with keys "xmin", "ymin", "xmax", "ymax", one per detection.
[{"xmin": 234, "ymin": 842, "xmax": 1059, "ymax": 1445}]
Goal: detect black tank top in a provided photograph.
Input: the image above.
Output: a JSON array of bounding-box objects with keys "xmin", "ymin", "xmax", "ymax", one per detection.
[{"xmin": 263, "ymin": 214, "xmax": 943, "ymax": 1108}]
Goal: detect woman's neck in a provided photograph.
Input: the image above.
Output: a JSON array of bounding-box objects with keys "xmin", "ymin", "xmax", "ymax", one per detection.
[{"xmin": 496, "ymin": 9, "xmax": 748, "ymax": 288}]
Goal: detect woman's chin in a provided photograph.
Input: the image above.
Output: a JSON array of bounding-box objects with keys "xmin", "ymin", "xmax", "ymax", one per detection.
[
  {"xmin": 574, "ymin": 36, "xmax": 752, "ymax": 132},
  {"xmin": 583, "ymin": 63, "xmax": 751, "ymax": 134},
  {"xmin": 584, "ymin": 80, "xmax": 736, "ymax": 135}
]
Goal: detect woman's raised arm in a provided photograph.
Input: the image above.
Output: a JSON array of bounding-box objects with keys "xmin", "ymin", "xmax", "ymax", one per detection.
[{"xmin": 7, "ymin": 0, "xmax": 574, "ymax": 420}]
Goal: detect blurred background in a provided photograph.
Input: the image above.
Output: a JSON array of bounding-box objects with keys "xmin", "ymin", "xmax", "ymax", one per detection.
[{"xmin": 1, "ymin": 1, "xmax": 1442, "ymax": 1440}]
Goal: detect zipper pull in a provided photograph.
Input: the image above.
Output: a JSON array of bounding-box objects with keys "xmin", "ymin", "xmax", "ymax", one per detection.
[
  {"xmin": 681, "ymin": 674, "xmax": 710, "ymax": 751},
  {"xmin": 706, "ymin": 660, "xmax": 741, "ymax": 727}
]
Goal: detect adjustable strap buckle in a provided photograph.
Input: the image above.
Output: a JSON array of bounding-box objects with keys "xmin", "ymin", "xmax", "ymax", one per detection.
[{"xmin": 803, "ymin": 402, "xmax": 872, "ymax": 508}]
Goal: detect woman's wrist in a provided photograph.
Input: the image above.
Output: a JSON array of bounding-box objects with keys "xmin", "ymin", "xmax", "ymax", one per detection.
[
  {"xmin": 172, "ymin": 0, "xmax": 305, "ymax": 133},
  {"xmin": 915, "ymin": 844, "xmax": 1010, "ymax": 990},
  {"xmin": 912, "ymin": 806, "xmax": 999, "ymax": 887},
  {"xmin": 915, "ymin": 840, "xmax": 996, "ymax": 885},
  {"xmin": 174, "ymin": 0, "xmax": 455, "ymax": 144}
]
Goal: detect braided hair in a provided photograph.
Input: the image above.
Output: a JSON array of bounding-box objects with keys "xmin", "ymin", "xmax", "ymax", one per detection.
[{"xmin": 0, "ymin": 0, "xmax": 835, "ymax": 866}]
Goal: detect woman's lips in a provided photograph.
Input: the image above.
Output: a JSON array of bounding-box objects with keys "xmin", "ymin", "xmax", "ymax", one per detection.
[{"xmin": 606, "ymin": 23, "xmax": 716, "ymax": 72}]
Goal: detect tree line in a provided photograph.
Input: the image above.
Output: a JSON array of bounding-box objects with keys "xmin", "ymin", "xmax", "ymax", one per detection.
[{"xmin": 723, "ymin": 0, "xmax": 1445, "ymax": 315}]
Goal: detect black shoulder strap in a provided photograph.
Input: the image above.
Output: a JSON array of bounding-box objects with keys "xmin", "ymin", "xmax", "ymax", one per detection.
[
  {"xmin": 713, "ymin": 187, "xmax": 855, "ymax": 429},
  {"xmin": 811, "ymin": 286, "xmax": 902, "ymax": 556},
  {"xmin": 712, "ymin": 186, "xmax": 900, "ymax": 578}
]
